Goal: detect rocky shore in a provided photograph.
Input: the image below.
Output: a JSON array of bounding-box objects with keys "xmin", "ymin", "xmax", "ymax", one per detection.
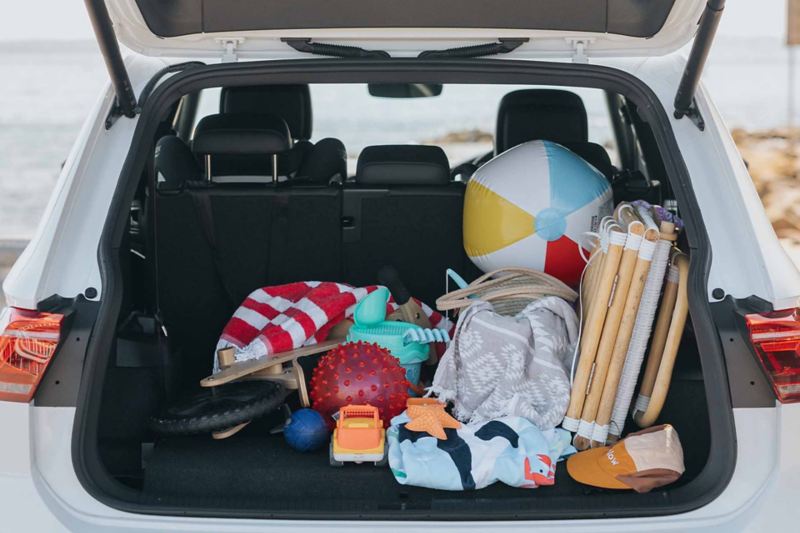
[{"xmin": 732, "ymin": 128, "xmax": 800, "ymax": 265}]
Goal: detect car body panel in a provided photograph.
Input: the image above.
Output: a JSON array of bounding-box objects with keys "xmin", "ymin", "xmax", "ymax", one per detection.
[
  {"xmin": 0, "ymin": 404, "xmax": 786, "ymax": 531},
  {"xmin": 2, "ymin": 47, "xmax": 800, "ymax": 530},
  {"xmin": 620, "ymin": 55, "xmax": 800, "ymax": 309},
  {"xmin": 1, "ymin": 55, "xmax": 166, "ymax": 310},
  {"xmin": 108, "ymin": 0, "xmax": 706, "ymax": 60}
]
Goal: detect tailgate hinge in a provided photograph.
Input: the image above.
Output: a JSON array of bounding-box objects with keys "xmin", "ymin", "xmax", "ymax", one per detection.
[
  {"xmin": 568, "ymin": 38, "xmax": 593, "ymax": 63},
  {"xmin": 674, "ymin": 98, "xmax": 706, "ymax": 131},
  {"xmin": 216, "ymin": 38, "xmax": 245, "ymax": 63}
]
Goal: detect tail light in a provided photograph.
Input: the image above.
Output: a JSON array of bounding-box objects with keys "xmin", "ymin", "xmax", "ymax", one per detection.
[
  {"xmin": 745, "ymin": 308, "xmax": 800, "ymax": 403},
  {"xmin": 0, "ymin": 307, "xmax": 64, "ymax": 402}
]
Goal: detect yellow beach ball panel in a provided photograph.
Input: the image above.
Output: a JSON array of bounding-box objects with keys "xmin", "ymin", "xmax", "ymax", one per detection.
[{"xmin": 463, "ymin": 179, "xmax": 535, "ymax": 257}]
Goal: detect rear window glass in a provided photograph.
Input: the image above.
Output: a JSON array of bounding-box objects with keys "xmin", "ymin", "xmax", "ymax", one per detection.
[{"xmin": 190, "ymin": 84, "xmax": 618, "ymax": 172}]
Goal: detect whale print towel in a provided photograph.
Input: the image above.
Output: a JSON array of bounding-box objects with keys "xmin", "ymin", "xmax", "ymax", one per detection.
[{"xmin": 387, "ymin": 413, "xmax": 575, "ymax": 490}]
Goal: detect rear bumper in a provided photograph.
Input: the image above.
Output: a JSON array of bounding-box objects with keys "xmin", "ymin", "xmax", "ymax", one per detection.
[{"xmin": 0, "ymin": 404, "xmax": 792, "ymax": 531}]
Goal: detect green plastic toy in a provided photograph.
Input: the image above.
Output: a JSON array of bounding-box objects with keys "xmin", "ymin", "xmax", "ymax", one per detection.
[{"xmin": 347, "ymin": 287, "xmax": 448, "ymax": 388}]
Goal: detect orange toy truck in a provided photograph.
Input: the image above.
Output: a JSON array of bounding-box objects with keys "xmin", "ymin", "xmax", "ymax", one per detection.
[{"xmin": 329, "ymin": 405, "xmax": 387, "ymax": 466}]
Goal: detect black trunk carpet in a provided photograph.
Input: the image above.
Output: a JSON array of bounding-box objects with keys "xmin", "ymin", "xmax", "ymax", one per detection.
[{"xmin": 140, "ymin": 379, "xmax": 709, "ymax": 517}]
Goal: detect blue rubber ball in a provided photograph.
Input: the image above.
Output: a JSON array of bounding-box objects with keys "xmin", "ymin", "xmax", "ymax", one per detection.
[{"xmin": 284, "ymin": 408, "xmax": 329, "ymax": 452}]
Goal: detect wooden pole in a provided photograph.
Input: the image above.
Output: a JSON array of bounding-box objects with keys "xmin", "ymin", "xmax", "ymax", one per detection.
[
  {"xmin": 573, "ymin": 222, "xmax": 644, "ymax": 450},
  {"xmin": 790, "ymin": 45, "xmax": 798, "ymax": 167},
  {"xmin": 634, "ymin": 260, "xmax": 679, "ymax": 410},
  {"xmin": 607, "ymin": 222, "xmax": 677, "ymax": 442},
  {"xmin": 789, "ymin": 0, "xmax": 799, "ymax": 166},
  {"xmin": 634, "ymin": 254, "xmax": 689, "ymax": 428},
  {"xmin": 563, "ymin": 226, "xmax": 625, "ymax": 432},
  {"xmin": 581, "ymin": 243, "xmax": 605, "ymax": 322},
  {"xmin": 590, "ymin": 227, "xmax": 659, "ymax": 447}
]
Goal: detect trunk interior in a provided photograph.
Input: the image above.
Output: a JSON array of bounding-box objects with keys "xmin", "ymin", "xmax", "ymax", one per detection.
[
  {"xmin": 88, "ymin": 73, "xmax": 721, "ymax": 519},
  {"xmin": 101, "ymin": 351, "xmax": 708, "ymax": 516}
]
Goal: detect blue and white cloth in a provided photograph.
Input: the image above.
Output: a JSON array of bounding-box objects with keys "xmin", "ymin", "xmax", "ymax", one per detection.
[{"xmin": 387, "ymin": 413, "xmax": 575, "ymax": 491}]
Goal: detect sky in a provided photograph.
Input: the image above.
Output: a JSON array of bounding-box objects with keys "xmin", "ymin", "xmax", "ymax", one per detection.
[{"xmin": 0, "ymin": 0, "xmax": 792, "ymax": 41}]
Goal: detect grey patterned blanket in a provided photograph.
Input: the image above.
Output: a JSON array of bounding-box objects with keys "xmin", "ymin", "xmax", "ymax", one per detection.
[{"xmin": 430, "ymin": 297, "xmax": 578, "ymax": 430}]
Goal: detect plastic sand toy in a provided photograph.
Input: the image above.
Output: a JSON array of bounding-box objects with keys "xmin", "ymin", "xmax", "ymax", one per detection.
[
  {"xmin": 347, "ymin": 287, "xmax": 448, "ymax": 387},
  {"xmin": 329, "ymin": 405, "xmax": 387, "ymax": 466}
]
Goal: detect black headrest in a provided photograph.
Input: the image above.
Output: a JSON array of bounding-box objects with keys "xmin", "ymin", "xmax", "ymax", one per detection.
[
  {"xmin": 193, "ymin": 113, "xmax": 292, "ymax": 156},
  {"xmin": 562, "ymin": 141, "xmax": 614, "ymax": 180},
  {"xmin": 356, "ymin": 145, "xmax": 450, "ymax": 186},
  {"xmin": 296, "ymin": 138, "xmax": 348, "ymax": 185},
  {"xmin": 220, "ymin": 85, "xmax": 312, "ymax": 141},
  {"xmin": 496, "ymin": 89, "xmax": 588, "ymax": 153},
  {"xmin": 155, "ymin": 135, "xmax": 201, "ymax": 188}
]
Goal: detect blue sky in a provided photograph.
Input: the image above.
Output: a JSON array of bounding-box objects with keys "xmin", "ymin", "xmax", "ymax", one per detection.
[{"xmin": 0, "ymin": 0, "xmax": 791, "ymax": 41}]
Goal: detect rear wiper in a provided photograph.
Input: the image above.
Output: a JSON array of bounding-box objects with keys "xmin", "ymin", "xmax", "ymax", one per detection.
[
  {"xmin": 282, "ymin": 38, "xmax": 390, "ymax": 59},
  {"xmin": 418, "ymin": 38, "xmax": 528, "ymax": 59}
]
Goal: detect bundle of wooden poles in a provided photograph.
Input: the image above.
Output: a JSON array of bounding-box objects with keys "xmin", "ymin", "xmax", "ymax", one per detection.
[{"xmin": 561, "ymin": 202, "xmax": 688, "ymax": 450}]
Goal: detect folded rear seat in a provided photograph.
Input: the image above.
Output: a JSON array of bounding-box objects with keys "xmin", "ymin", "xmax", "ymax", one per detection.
[
  {"xmin": 342, "ymin": 145, "xmax": 478, "ymax": 306},
  {"xmin": 155, "ymin": 113, "xmax": 342, "ymax": 384}
]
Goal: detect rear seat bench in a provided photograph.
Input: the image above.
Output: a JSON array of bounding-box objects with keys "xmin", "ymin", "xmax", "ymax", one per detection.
[
  {"xmin": 148, "ymin": 85, "xmax": 619, "ymax": 387},
  {"xmin": 154, "ymin": 138, "xmax": 478, "ymax": 383}
]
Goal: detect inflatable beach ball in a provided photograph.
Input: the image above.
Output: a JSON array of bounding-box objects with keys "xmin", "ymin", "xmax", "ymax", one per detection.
[{"xmin": 464, "ymin": 140, "xmax": 613, "ymax": 286}]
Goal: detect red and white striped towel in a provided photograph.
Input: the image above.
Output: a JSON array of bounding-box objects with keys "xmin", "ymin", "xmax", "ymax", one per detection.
[{"xmin": 215, "ymin": 281, "xmax": 452, "ymax": 370}]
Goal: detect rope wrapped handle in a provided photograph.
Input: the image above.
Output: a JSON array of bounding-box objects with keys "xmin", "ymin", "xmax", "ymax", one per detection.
[{"xmin": 436, "ymin": 267, "xmax": 578, "ymax": 313}]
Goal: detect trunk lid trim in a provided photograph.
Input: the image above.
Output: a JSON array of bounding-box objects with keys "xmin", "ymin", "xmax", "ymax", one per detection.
[{"xmin": 108, "ymin": 0, "xmax": 705, "ymax": 59}]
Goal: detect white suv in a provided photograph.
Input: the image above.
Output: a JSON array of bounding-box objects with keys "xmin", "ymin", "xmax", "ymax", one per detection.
[{"xmin": 2, "ymin": 0, "xmax": 799, "ymax": 531}]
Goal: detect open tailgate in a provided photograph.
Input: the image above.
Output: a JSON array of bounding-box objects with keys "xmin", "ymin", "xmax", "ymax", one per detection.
[{"xmin": 109, "ymin": 0, "xmax": 706, "ymax": 59}]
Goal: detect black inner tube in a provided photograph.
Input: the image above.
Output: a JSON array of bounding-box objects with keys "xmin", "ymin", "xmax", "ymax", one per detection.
[{"xmin": 150, "ymin": 381, "xmax": 288, "ymax": 435}]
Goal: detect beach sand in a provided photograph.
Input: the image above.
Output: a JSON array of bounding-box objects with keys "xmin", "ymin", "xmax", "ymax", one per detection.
[
  {"xmin": 733, "ymin": 128, "xmax": 800, "ymax": 265},
  {"xmin": 1, "ymin": 129, "xmax": 799, "ymax": 307}
]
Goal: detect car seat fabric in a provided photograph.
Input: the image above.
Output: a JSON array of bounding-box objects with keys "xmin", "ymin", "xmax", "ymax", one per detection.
[
  {"xmin": 496, "ymin": 89, "xmax": 589, "ymax": 153},
  {"xmin": 343, "ymin": 145, "xmax": 478, "ymax": 305},
  {"xmin": 192, "ymin": 112, "xmax": 292, "ymax": 180},
  {"xmin": 154, "ymin": 135, "xmax": 202, "ymax": 188},
  {"xmin": 219, "ymin": 84, "xmax": 347, "ymax": 183}
]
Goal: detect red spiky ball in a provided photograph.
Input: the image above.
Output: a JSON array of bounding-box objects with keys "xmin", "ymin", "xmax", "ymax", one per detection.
[{"xmin": 310, "ymin": 341, "xmax": 409, "ymax": 428}]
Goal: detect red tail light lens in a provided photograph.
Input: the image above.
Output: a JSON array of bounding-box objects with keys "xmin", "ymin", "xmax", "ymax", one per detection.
[
  {"xmin": 745, "ymin": 308, "xmax": 800, "ymax": 403},
  {"xmin": 0, "ymin": 307, "xmax": 64, "ymax": 402}
]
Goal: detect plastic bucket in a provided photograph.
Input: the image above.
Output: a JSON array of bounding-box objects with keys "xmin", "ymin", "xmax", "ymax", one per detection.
[
  {"xmin": 400, "ymin": 361, "xmax": 423, "ymax": 390},
  {"xmin": 347, "ymin": 322, "xmax": 428, "ymax": 390}
]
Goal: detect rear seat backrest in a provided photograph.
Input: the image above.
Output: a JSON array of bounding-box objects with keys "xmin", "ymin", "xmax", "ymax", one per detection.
[
  {"xmin": 191, "ymin": 111, "xmax": 341, "ymax": 289},
  {"xmin": 156, "ymin": 113, "xmax": 342, "ymax": 384},
  {"xmin": 343, "ymin": 145, "xmax": 477, "ymax": 305}
]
